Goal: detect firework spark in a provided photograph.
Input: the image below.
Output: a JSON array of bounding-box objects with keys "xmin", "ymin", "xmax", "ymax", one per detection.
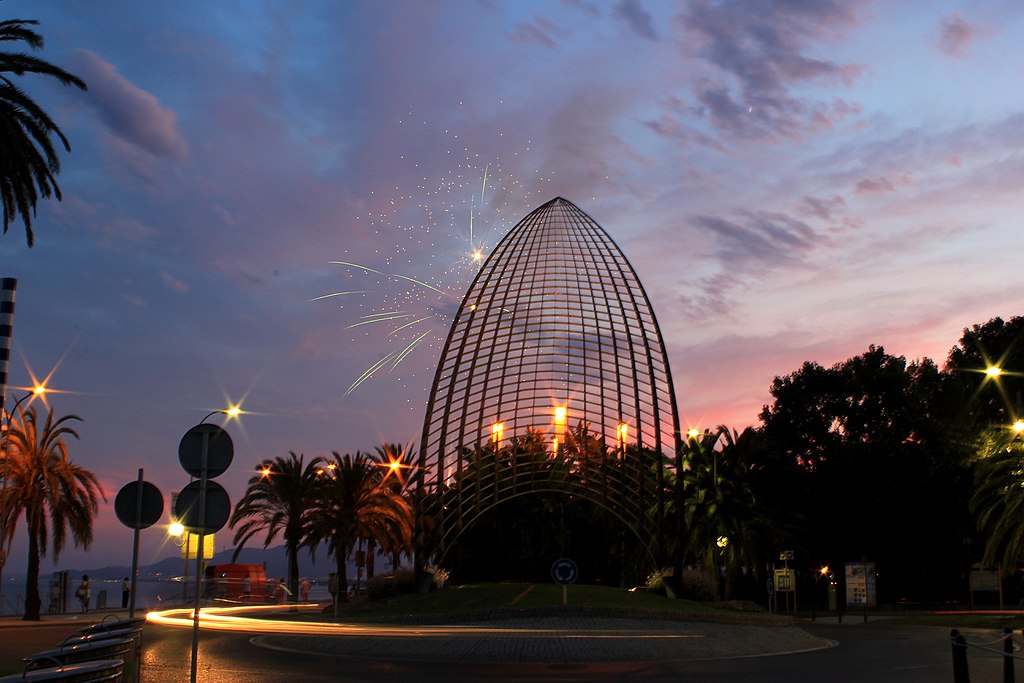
[{"xmin": 320, "ymin": 111, "xmax": 556, "ymax": 398}]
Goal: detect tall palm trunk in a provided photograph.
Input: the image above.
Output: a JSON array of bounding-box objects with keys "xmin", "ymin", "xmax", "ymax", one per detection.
[
  {"xmin": 335, "ymin": 548, "xmax": 348, "ymax": 602},
  {"xmin": 23, "ymin": 530, "xmax": 41, "ymax": 620},
  {"xmin": 287, "ymin": 545, "xmax": 299, "ymax": 603}
]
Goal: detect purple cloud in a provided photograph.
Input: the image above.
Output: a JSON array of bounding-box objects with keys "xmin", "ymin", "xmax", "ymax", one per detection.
[
  {"xmin": 937, "ymin": 12, "xmax": 992, "ymax": 59},
  {"xmin": 72, "ymin": 49, "xmax": 188, "ymax": 160},
  {"xmin": 616, "ymin": 0, "xmax": 658, "ymax": 40},
  {"xmin": 799, "ymin": 194, "xmax": 847, "ymax": 221},
  {"xmin": 854, "ymin": 173, "xmax": 912, "ymax": 195},
  {"xmin": 692, "ymin": 208, "xmax": 821, "ymax": 263},
  {"xmin": 678, "ymin": 0, "xmax": 868, "ymax": 140},
  {"xmin": 511, "ymin": 13, "xmax": 559, "ymax": 49}
]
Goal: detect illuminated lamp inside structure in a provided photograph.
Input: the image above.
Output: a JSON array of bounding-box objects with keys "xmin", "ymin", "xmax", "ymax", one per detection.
[{"xmin": 419, "ymin": 196, "xmax": 682, "ymax": 493}]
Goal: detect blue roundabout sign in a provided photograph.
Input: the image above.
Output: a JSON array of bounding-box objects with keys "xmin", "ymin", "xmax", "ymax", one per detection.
[{"xmin": 551, "ymin": 558, "xmax": 578, "ymax": 585}]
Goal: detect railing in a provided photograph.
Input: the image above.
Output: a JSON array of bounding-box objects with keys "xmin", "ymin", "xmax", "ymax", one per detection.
[
  {"xmin": 951, "ymin": 628, "xmax": 1022, "ymax": 682},
  {"xmin": 0, "ymin": 592, "xmax": 23, "ymax": 616}
]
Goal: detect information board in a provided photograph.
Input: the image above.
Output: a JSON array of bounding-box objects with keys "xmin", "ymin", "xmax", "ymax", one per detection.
[{"xmin": 845, "ymin": 562, "xmax": 877, "ymax": 607}]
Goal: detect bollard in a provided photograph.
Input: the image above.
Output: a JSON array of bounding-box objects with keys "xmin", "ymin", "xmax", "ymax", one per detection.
[
  {"xmin": 951, "ymin": 629, "xmax": 970, "ymax": 683},
  {"xmin": 1008, "ymin": 628, "xmax": 1018, "ymax": 683}
]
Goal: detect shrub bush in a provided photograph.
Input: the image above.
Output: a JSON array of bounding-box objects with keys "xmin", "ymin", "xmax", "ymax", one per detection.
[
  {"xmin": 646, "ymin": 567, "xmax": 717, "ymax": 601},
  {"xmin": 367, "ymin": 567, "xmax": 417, "ymax": 599}
]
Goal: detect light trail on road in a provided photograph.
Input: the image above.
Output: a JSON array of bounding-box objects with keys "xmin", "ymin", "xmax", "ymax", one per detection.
[{"xmin": 146, "ymin": 604, "xmax": 706, "ymax": 640}]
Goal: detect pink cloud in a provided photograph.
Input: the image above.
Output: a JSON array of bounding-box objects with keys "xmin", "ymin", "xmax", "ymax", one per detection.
[
  {"xmin": 937, "ymin": 12, "xmax": 993, "ymax": 59},
  {"xmin": 72, "ymin": 49, "xmax": 189, "ymax": 160}
]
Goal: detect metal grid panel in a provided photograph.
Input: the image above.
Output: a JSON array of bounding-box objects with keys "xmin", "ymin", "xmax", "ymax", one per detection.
[{"xmin": 419, "ymin": 198, "xmax": 681, "ymax": 502}]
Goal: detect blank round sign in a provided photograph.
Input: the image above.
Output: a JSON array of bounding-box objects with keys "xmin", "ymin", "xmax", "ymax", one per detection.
[
  {"xmin": 114, "ymin": 481, "xmax": 164, "ymax": 530},
  {"xmin": 178, "ymin": 424, "xmax": 233, "ymax": 478},
  {"xmin": 173, "ymin": 480, "xmax": 231, "ymax": 534}
]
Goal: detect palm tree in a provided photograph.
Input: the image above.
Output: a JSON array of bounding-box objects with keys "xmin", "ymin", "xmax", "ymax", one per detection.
[
  {"xmin": 307, "ymin": 451, "xmax": 412, "ymax": 605},
  {"xmin": 675, "ymin": 425, "xmax": 771, "ymax": 600},
  {"xmin": 971, "ymin": 429, "xmax": 1024, "ymax": 574},
  {"xmin": 0, "ymin": 18, "xmax": 87, "ymax": 247},
  {"xmin": 0, "ymin": 405, "xmax": 102, "ymax": 620},
  {"xmin": 229, "ymin": 452, "xmax": 324, "ymax": 602},
  {"xmin": 372, "ymin": 443, "xmax": 416, "ymax": 573}
]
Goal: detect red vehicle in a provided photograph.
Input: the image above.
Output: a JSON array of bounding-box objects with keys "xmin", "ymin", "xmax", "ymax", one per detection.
[{"xmin": 204, "ymin": 564, "xmax": 266, "ymax": 602}]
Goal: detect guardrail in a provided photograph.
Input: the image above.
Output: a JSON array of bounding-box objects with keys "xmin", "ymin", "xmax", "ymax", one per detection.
[
  {"xmin": 0, "ymin": 614, "xmax": 146, "ymax": 682},
  {"xmin": 951, "ymin": 628, "xmax": 1021, "ymax": 683}
]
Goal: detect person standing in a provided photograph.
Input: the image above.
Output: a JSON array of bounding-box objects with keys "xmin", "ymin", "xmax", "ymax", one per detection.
[
  {"xmin": 299, "ymin": 577, "xmax": 311, "ymax": 602},
  {"xmin": 328, "ymin": 572, "xmax": 338, "ymax": 604},
  {"xmin": 275, "ymin": 578, "xmax": 287, "ymax": 604},
  {"xmin": 121, "ymin": 577, "xmax": 130, "ymax": 609},
  {"xmin": 76, "ymin": 575, "xmax": 90, "ymax": 613}
]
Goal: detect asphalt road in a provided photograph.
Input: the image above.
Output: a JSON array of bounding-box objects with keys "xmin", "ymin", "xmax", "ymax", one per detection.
[
  {"xmin": 137, "ymin": 620, "xmax": 1011, "ymax": 682},
  {"xmin": 0, "ymin": 616, "xmax": 1012, "ymax": 682}
]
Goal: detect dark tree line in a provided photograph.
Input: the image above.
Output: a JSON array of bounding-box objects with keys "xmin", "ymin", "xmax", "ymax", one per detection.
[
  {"xmin": 436, "ymin": 316, "xmax": 1024, "ymax": 607},
  {"xmin": 757, "ymin": 316, "xmax": 1024, "ymax": 605}
]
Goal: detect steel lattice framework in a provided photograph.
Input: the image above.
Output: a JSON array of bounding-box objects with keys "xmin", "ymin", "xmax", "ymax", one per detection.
[{"xmin": 418, "ymin": 197, "xmax": 681, "ymax": 562}]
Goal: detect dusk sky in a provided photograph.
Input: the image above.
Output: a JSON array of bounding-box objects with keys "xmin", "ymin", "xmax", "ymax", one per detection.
[{"xmin": 2, "ymin": 0, "xmax": 1022, "ymax": 575}]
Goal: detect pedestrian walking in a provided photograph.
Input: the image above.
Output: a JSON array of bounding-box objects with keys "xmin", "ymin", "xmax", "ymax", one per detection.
[
  {"xmin": 241, "ymin": 574, "xmax": 251, "ymax": 601},
  {"xmin": 275, "ymin": 578, "xmax": 287, "ymax": 604},
  {"xmin": 121, "ymin": 577, "xmax": 130, "ymax": 609},
  {"xmin": 300, "ymin": 577, "xmax": 311, "ymax": 602}
]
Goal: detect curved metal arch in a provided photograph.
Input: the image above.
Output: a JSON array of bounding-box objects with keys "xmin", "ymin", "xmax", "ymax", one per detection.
[
  {"xmin": 435, "ymin": 485, "xmax": 661, "ymax": 570},
  {"xmin": 417, "ymin": 197, "xmax": 682, "ymax": 571}
]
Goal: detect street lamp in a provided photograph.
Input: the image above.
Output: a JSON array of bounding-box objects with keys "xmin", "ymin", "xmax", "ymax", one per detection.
[
  {"xmin": 201, "ymin": 406, "xmax": 242, "ymax": 424},
  {"xmin": 169, "ymin": 520, "xmax": 193, "ymax": 603}
]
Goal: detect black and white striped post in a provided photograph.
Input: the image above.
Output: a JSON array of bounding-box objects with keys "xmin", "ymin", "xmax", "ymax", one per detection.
[{"xmin": 0, "ymin": 277, "xmax": 15, "ymax": 419}]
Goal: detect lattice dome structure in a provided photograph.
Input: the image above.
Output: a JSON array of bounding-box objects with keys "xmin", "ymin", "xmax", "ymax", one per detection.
[{"xmin": 418, "ymin": 197, "xmax": 682, "ymax": 527}]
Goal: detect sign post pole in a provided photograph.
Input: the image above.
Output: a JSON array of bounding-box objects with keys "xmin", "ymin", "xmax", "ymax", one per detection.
[
  {"xmin": 551, "ymin": 558, "xmax": 578, "ymax": 607},
  {"xmin": 189, "ymin": 432, "xmax": 209, "ymax": 683},
  {"xmin": 114, "ymin": 473, "xmax": 164, "ymax": 620},
  {"xmin": 131, "ymin": 468, "xmax": 143, "ymax": 617},
  {"xmin": 176, "ymin": 422, "xmax": 233, "ymax": 683}
]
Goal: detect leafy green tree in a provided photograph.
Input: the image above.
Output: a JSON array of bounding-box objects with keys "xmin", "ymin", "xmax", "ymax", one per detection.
[
  {"xmin": 760, "ymin": 346, "xmax": 973, "ymax": 602},
  {"xmin": 946, "ymin": 316, "xmax": 1024, "ymax": 429},
  {"xmin": 229, "ymin": 452, "xmax": 324, "ymax": 602},
  {"xmin": 307, "ymin": 452, "xmax": 412, "ymax": 602},
  {"xmin": 0, "ymin": 18, "xmax": 87, "ymax": 247},
  {"xmin": 0, "ymin": 406, "xmax": 102, "ymax": 620}
]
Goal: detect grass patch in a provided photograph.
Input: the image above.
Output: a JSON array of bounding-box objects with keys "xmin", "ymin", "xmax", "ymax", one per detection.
[{"xmin": 296, "ymin": 582, "xmax": 768, "ymax": 623}]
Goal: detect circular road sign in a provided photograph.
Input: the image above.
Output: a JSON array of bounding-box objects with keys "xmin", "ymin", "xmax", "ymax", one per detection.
[
  {"xmin": 174, "ymin": 480, "xmax": 231, "ymax": 535},
  {"xmin": 178, "ymin": 423, "xmax": 233, "ymax": 478},
  {"xmin": 551, "ymin": 558, "xmax": 578, "ymax": 585},
  {"xmin": 114, "ymin": 480, "xmax": 164, "ymax": 530}
]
